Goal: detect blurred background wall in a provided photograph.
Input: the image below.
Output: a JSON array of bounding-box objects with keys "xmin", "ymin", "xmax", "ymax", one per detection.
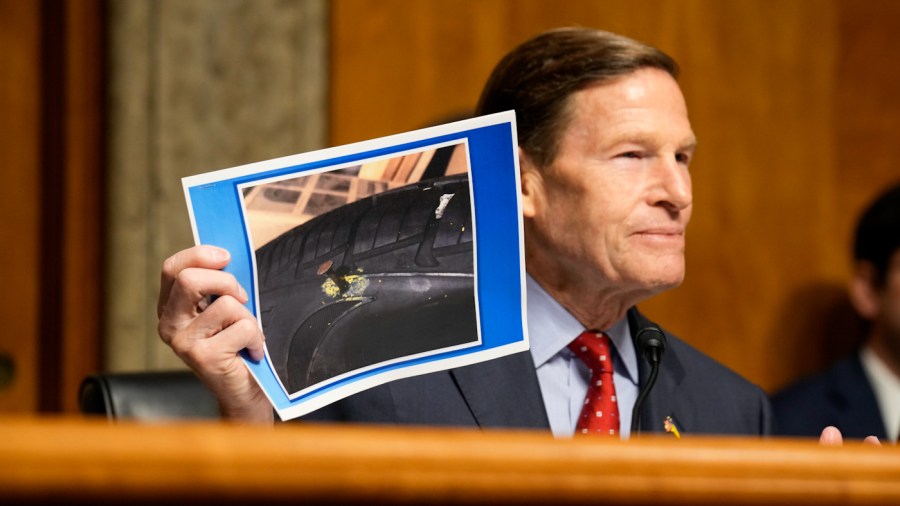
[
  {"xmin": 104, "ymin": 0, "xmax": 327, "ymax": 372},
  {"xmin": 2, "ymin": 0, "xmax": 899, "ymax": 413}
]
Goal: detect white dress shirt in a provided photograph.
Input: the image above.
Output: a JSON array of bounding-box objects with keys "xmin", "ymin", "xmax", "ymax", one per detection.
[
  {"xmin": 526, "ymin": 275, "xmax": 640, "ymax": 439},
  {"xmin": 860, "ymin": 345, "xmax": 900, "ymax": 442}
]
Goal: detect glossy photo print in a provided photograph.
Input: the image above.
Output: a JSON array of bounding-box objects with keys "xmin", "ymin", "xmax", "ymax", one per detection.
[
  {"xmin": 242, "ymin": 143, "xmax": 480, "ymax": 398},
  {"xmin": 183, "ymin": 112, "xmax": 528, "ymax": 420}
]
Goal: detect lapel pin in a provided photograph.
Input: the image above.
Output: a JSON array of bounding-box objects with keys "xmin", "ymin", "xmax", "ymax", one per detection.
[{"xmin": 664, "ymin": 416, "xmax": 681, "ymax": 439}]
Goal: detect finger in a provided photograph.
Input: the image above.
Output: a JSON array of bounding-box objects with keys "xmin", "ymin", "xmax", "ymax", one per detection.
[
  {"xmin": 172, "ymin": 295, "xmax": 263, "ymax": 360},
  {"xmin": 163, "ymin": 267, "xmax": 249, "ymax": 326},
  {"xmin": 215, "ymin": 317, "xmax": 267, "ymax": 363},
  {"xmin": 169, "ymin": 294, "xmax": 255, "ymax": 348},
  {"xmin": 818, "ymin": 426, "xmax": 843, "ymax": 446},
  {"xmin": 863, "ymin": 435, "xmax": 882, "ymax": 447},
  {"xmin": 180, "ymin": 309, "xmax": 264, "ymax": 370},
  {"xmin": 159, "ymin": 245, "xmax": 232, "ymax": 316}
]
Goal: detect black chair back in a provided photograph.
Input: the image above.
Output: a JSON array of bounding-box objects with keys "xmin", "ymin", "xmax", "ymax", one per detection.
[{"xmin": 79, "ymin": 370, "xmax": 219, "ymax": 421}]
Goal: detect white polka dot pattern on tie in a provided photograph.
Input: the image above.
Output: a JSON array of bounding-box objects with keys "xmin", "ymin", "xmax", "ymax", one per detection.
[{"xmin": 568, "ymin": 330, "xmax": 620, "ymax": 436}]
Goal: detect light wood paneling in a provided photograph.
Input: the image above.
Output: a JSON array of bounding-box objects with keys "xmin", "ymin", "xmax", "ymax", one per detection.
[
  {"xmin": 835, "ymin": 0, "xmax": 900, "ymax": 252},
  {"xmin": 330, "ymin": 0, "xmax": 900, "ymax": 392}
]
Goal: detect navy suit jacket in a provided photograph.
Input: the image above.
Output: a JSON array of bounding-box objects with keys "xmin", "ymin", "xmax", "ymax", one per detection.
[
  {"xmin": 301, "ymin": 308, "xmax": 773, "ymax": 436},
  {"xmin": 772, "ymin": 352, "xmax": 887, "ymax": 440}
]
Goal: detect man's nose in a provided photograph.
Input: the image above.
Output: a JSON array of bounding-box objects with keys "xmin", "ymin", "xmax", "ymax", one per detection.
[{"xmin": 650, "ymin": 156, "xmax": 692, "ymax": 212}]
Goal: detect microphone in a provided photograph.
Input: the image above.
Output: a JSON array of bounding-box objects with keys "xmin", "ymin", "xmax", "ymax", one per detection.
[{"xmin": 630, "ymin": 323, "xmax": 666, "ymax": 435}]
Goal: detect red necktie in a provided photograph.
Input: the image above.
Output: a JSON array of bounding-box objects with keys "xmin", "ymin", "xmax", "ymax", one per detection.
[{"xmin": 568, "ymin": 330, "xmax": 620, "ymax": 436}]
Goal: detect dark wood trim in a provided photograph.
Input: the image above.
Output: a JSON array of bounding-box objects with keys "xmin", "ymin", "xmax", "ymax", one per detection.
[
  {"xmin": 60, "ymin": 0, "xmax": 105, "ymax": 413},
  {"xmin": 37, "ymin": 0, "xmax": 65, "ymax": 413}
]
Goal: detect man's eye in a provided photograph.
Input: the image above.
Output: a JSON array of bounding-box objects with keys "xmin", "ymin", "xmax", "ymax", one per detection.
[
  {"xmin": 620, "ymin": 151, "xmax": 642, "ymax": 159},
  {"xmin": 675, "ymin": 153, "xmax": 691, "ymax": 164}
]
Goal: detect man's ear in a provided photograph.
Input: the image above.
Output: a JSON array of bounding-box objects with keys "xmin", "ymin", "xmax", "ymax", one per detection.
[
  {"xmin": 519, "ymin": 147, "xmax": 542, "ymax": 219},
  {"xmin": 849, "ymin": 261, "xmax": 881, "ymax": 320}
]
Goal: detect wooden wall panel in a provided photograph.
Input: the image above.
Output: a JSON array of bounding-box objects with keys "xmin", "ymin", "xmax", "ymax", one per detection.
[
  {"xmin": 330, "ymin": 0, "xmax": 900, "ymax": 392},
  {"xmin": 60, "ymin": 0, "xmax": 105, "ymax": 413},
  {"xmin": 0, "ymin": 0, "xmax": 104, "ymax": 413},
  {"xmin": 835, "ymin": 0, "xmax": 900, "ymax": 252},
  {"xmin": 0, "ymin": 0, "xmax": 41, "ymax": 412}
]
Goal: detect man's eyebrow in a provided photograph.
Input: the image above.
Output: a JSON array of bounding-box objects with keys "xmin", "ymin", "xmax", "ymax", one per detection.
[
  {"xmin": 605, "ymin": 133, "xmax": 698, "ymax": 151},
  {"xmin": 604, "ymin": 132, "xmax": 659, "ymax": 147},
  {"xmin": 680, "ymin": 137, "xmax": 698, "ymax": 151}
]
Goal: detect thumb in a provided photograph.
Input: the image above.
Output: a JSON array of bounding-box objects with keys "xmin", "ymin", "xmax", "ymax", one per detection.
[{"xmin": 818, "ymin": 426, "xmax": 843, "ymax": 446}]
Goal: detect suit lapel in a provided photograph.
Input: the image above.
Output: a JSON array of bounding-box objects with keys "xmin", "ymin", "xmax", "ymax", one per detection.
[
  {"xmin": 449, "ymin": 350, "xmax": 550, "ymax": 430},
  {"xmin": 639, "ymin": 349, "xmax": 688, "ymax": 434},
  {"xmin": 827, "ymin": 354, "xmax": 887, "ymax": 439},
  {"xmin": 629, "ymin": 307, "xmax": 687, "ymax": 435},
  {"xmin": 447, "ymin": 307, "xmax": 689, "ymax": 433}
]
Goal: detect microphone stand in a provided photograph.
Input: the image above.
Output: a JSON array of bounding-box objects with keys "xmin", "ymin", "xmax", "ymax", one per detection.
[{"xmin": 630, "ymin": 325, "xmax": 666, "ymax": 435}]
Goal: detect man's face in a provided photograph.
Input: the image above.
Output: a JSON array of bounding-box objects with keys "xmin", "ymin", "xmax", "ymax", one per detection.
[{"xmin": 522, "ymin": 68, "xmax": 696, "ymax": 300}]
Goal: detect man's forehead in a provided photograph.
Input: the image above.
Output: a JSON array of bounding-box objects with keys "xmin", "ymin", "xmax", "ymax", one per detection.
[
  {"xmin": 578, "ymin": 67, "xmax": 682, "ymax": 98},
  {"xmin": 565, "ymin": 86, "xmax": 696, "ymax": 148}
]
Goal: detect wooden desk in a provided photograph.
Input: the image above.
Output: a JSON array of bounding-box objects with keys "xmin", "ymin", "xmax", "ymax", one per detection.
[{"xmin": 1, "ymin": 416, "xmax": 898, "ymax": 504}]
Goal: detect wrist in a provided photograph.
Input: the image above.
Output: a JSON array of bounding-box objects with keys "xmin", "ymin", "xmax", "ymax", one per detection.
[{"xmin": 219, "ymin": 397, "xmax": 274, "ymax": 425}]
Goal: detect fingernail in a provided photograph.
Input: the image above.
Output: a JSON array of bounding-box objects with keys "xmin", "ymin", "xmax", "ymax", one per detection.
[
  {"xmin": 212, "ymin": 247, "xmax": 230, "ymax": 261},
  {"xmin": 239, "ymin": 285, "xmax": 248, "ymax": 301}
]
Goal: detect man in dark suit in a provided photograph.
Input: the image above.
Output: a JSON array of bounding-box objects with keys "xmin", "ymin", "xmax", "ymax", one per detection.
[
  {"xmin": 773, "ymin": 183, "xmax": 900, "ymax": 442},
  {"xmin": 157, "ymin": 28, "xmax": 772, "ymax": 436}
]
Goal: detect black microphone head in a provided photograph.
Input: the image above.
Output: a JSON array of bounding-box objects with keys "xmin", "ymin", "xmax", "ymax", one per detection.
[{"xmin": 635, "ymin": 326, "xmax": 666, "ymax": 364}]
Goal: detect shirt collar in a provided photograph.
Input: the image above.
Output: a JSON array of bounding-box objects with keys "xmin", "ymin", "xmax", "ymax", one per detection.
[
  {"xmin": 526, "ymin": 274, "xmax": 639, "ymax": 383},
  {"xmin": 860, "ymin": 345, "xmax": 900, "ymax": 440}
]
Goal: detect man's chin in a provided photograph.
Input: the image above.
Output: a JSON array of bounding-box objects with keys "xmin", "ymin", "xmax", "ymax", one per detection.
[
  {"xmin": 617, "ymin": 275, "xmax": 683, "ymax": 309},
  {"xmin": 635, "ymin": 267, "xmax": 685, "ymax": 294}
]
